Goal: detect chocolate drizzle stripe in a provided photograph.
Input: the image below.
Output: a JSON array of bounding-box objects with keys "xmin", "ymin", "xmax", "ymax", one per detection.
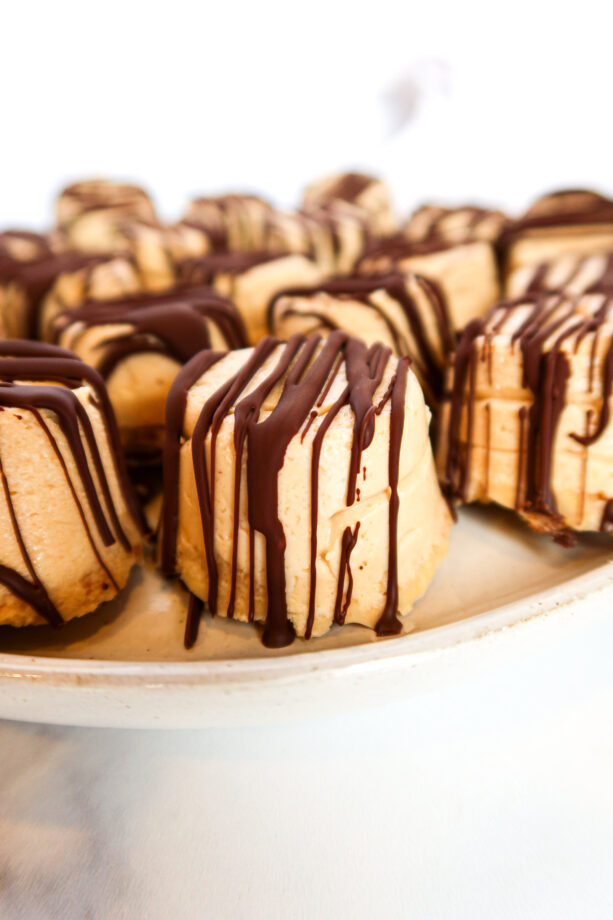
[
  {"xmin": 444, "ymin": 318, "xmax": 483, "ymax": 500},
  {"xmin": 0, "ymin": 384, "xmax": 117, "ymax": 547},
  {"xmin": 571, "ymin": 333, "xmax": 613, "ymax": 446},
  {"xmin": 248, "ymin": 525, "xmax": 256, "ymax": 622},
  {"xmin": 324, "ymin": 173, "xmax": 373, "ymax": 203},
  {"xmin": 0, "ymin": 350, "xmax": 145, "ymax": 540},
  {"xmin": 246, "ymin": 334, "xmax": 341, "ymax": 647},
  {"xmin": 375, "ymin": 357, "xmax": 409, "ymax": 636},
  {"xmin": 192, "ymin": 338, "xmax": 290, "ymax": 618},
  {"xmin": 345, "ymin": 341, "xmax": 391, "ymax": 506},
  {"xmin": 184, "ymin": 593, "xmax": 204, "ymax": 650},
  {"xmin": 333, "ymin": 522, "xmax": 361, "ymax": 626},
  {"xmin": 28, "ymin": 406, "xmax": 119, "ymax": 592}
]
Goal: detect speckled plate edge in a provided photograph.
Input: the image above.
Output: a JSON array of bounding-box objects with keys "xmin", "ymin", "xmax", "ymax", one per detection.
[{"xmin": 0, "ymin": 558, "xmax": 610, "ymax": 729}]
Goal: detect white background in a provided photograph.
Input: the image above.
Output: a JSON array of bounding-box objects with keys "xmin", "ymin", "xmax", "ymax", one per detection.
[
  {"xmin": 2, "ymin": 2, "xmax": 613, "ymax": 917},
  {"xmin": 3, "ymin": 0, "xmax": 613, "ymax": 225}
]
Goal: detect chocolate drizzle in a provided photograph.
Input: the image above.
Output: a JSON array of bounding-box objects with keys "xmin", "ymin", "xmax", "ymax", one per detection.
[
  {"xmin": 184, "ymin": 194, "xmax": 273, "ymax": 252},
  {"xmin": 161, "ymin": 333, "xmax": 410, "ymax": 647},
  {"xmin": 514, "ymin": 253, "xmax": 613, "ymax": 298},
  {"xmin": 185, "ymin": 193, "xmax": 370, "ymax": 272},
  {"xmin": 50, "ymin": 285, "xmax": 247, "ymax": 378},
  {"xmin": 0, "ymin": 234, "xmax": 104, "ymax": 337},
  {"xmin": 500, "ymin": 188, "xmax": 613, "ymax": 265},
  {"xmin": 323, "ymin": 173, "xmax": 373, "ymax": 204},
  {"xmin": 267, "ymin": 272, "xmax": 452, "ymax": 403},
  {"xmin": 376, "ymin": 356, "xmax": 409, "ymax": 636},
  {"xmin": 570, "ymin": 305, "xmax": 613, "ymax": 447},
  {"xmin": 333, "ymin": 523, "xmax": 360, "ymax": 626},
  {"xmin": 0, "ymin": 341, "xmax": 144, "ymax": 622},
  {"xmin": 406, "ymin": 204, "xmax": 509, "ymax": 246},
  {"xmin": 357, "ymin": 234, "xmax": 460, "ymax": 269},
  {"xmin": 175, "ymin": 251, "xmax": 283, "ymax": 288},
  {"xmin": 58, "ymin": 180, "xmax": 155, "ymax": 223}
]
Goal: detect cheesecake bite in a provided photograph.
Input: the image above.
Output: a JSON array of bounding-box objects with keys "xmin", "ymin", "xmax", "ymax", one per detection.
[
  {"xmin": 301, "ymin": 172, "xmax": 397, "ymax": 236},
  {"xmin": 266, "ymin": 203, "xmax": 370, "ymax": 275},
  {"xmin": 0, "ymin": 341, "xmax": 144, "ymax": 626},
  {"xmin": 358, "ymin": 236, "xmax": 501, "ymax": 331},
  {"xmin": 185, "ymin": 188, "xmax": 372, "ymax": 274},
  {"xmin": 404, "ymin": 203, "xmax": 509, "ymax": 247},
  {"xmin": 46, "ymin": 286, "xmax": 247, "ymax": 452},
  {"xmin": 502, "ymin": 188, "xmax": 613, "ymax": 275},
  {"xmin": 0, "ymin": 231, "xmax": 101, "ymax": 339},
  {"xmin": 184, "ymin": 193, "xmax": 274, "ymax": 252},
  {"xmin": 56, "ymin": 179, "xmax": 157, "ymax": 252},
  {"xmin": 438, "ymin": 292, "xmax": 613, "ymax": 542},
  {"xmin": 161, "ymin": 332, "xmax": 452, "ymax": 647},
  {"xmin": 268, "ymin": 272, "xmax": 454, "ymax": 406},
  {"xmin": 58, "ymin": 183, "xmax": 213, "ymax": 292},
  {"xmin": 40, "ymin": 255, "xmax": 148, "ymax": 339},
  {"xmin": 176, "ymin": 251, "xmax": 324, "ymax": 344}
]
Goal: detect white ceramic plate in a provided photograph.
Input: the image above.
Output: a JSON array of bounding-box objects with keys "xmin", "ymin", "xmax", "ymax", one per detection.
[{"xmin": 0, "ymin": 505, "xmax": 611, "ymax": 728}]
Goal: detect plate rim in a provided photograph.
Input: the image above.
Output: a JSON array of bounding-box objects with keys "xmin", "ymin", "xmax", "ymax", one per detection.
[{"xmin": 0, "ymin": 556, "xmax": 611, "ymax": 687}]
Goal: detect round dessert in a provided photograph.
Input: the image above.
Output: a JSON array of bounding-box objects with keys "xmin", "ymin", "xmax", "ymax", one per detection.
[
  {"xmin": 57, "ymin": 189, "xmax": 211, "ymax": 294},
  {"xmin": 404, "ymin": 204, "xmax": 509, "ymax": 247},
  {"xmin": 357, "ymin": 235, "xmax": 501, "ymax": 332},
  {"xmin": 56, "ymin": 179, "xmax": 157, "ymax": 252},
  {"xmin": 301, "ymin": 172, "xmax": 397, "ymax": 236},
  {"xmin": 267, "ymin": 272, "xmax": 453, "ymax": 407},
  {"xmin": 0, "ymin": 340, "xmax": 144, "ymax": 626},
  {"xmin": 0, "ymin": 230, "xmax": 100, "ymax": 339},
  {"xmin": 176, "ymin": 251, "xmax": 324, "ymax": 344},
  {"xmin": 39, "ymin": 255, "xmax": 148, "ymax": 340},
  {"xmin": 184, "ymin": 200, "xmax": 369, "ymax": 276},
  {"xmin": 502, "ymin": 188, "xmax": 613, "ymax": 275},
  {"xmin": 266, "ymin": 204, "xmax": 370, "ymax": 275},
  {"xmin": 438, "ymin": 291, "xmax": 613, "ymax": 543},
  {"xmin": 59, "ymin": 214, "xmax": 212, "ymax": 293},
  {"xmin": 184, "ymin": 193, "xmax": 274, "ymax": 251},
  {"xmin": 46, "ymin": 285, "xmax": 247, "ymax": 452},
  {"xmin": 161, "ymin": 332, "xmax": 452, "ymax": 647}
]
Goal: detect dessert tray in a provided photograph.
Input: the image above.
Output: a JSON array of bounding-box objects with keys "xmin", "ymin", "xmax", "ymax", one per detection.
[{"xmin": 0, "ymin": 504, "xmax": 610, "ymax": 729}]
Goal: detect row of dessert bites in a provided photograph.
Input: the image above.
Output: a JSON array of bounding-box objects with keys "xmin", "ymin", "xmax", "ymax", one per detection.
[
  {"xmin": 157, "ymin": 186, "xmax": 613, "ymax": 644},
  {"xmin": 0, "ymin": 173, "xmax": 501, "ymax": 457},
  {"xmin": 437, "ymin": 189, "xmax": 613, "ymax": 542},
  {"xmin": 0, "ymin": 173, "xmax": 452, "ymax": 637},
  {"xmin": 2, "ymin": 178, "xmax": 612, "ymax": 639},
  {"xmin": 0, "ymin": 335, "xmax": 452, "ymax": 640}
]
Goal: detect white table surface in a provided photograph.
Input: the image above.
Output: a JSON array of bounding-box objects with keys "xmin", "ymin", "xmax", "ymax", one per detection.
[{"xmin": 1, "ymin": 607, "xmax": 612, "ymax": 920}]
